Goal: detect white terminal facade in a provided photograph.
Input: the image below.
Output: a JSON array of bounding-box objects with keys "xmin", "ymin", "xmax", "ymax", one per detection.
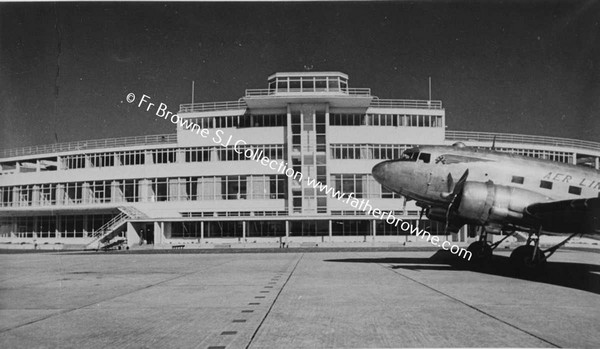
[{"xmin": 1, "ymin": 72, "xmax": 599, "ymax": 249}]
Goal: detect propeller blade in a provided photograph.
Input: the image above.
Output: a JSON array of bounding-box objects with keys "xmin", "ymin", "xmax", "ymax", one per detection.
[
  {"xmin": 452, "ymin": 169, "xmax": 469, "ymax": 196},
  {"xmin": 447, "ymin": 173, "xmax": 454, "ymax": 193},
  {"xmin": 444, "ymin": 169, "xmax": 469, "ymax": 233}
]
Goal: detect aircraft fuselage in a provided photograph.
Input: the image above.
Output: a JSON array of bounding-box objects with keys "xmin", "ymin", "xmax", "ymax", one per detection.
[{"xmin": 372, "ymin": 145, "xmax": 600, "ymax": 231}]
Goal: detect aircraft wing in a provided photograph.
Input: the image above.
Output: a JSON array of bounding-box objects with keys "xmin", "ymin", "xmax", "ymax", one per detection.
[{"xmin": 525, "ymin": 197, "xmax": 600, "ymax": 234}]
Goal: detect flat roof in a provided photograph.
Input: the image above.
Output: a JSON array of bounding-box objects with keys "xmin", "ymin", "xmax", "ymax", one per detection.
[{"xmin": 268, "ymin": 71, "xmax": 349, "ymax": 80}]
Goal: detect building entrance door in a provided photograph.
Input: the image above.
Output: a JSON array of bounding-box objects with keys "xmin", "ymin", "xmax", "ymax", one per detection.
[{"xmin": 144, "ymin": 224, "xmax": 154, "ymax": 244}]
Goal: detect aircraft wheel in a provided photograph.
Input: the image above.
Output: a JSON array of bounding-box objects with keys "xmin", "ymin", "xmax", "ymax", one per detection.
[
  {"xmin": 466, "ymin": 241, "xmax": 493, "ymax": 263},
  {"xmin": 510, "ymin": 245, "xmax": 545, "ymax": 271}
]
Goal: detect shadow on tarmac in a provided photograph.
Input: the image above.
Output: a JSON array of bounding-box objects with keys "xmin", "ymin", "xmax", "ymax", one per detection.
[{"xmin": 325, "ymin": 250, "xmax": 600, "ymax": 295}]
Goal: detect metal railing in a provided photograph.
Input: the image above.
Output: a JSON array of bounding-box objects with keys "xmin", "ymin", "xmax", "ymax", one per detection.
[
  {"xmin": 370, "ymin": 98, "xmax": 443, "ymax": 110},
  {"xmin": 446, "ymin": 130, "xmax": 600, "ymax": 153},
  {"xmin": 89, "ymin": 212, "xmax": 128, "ymax": 240},
  {"xmin": 178, "ymin": 100, "xmax": 247, "ymax": 113},
  {"xmin": 118, "ymin": 206, "xmax": 148, "ymax": 219},
  {"xmin": 245, "ymin": 88, "xmax": 372, "ymax": 97},
  {"xmin": 87, "ymin": 206, "xmax": 147, "ymax": 248},
  {"xmin": 0, "ymin": 134, "xmax": 178, "ymax": 159}
]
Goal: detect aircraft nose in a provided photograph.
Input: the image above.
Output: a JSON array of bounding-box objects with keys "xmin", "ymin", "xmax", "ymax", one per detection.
[{"xmin": 372, "ymin": 160, "xmax": 393, "ymax": 183}]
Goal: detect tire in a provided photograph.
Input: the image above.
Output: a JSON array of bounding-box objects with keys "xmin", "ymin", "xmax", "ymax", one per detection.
[
  {"xmin": 466, "ymin": 241, "xmax": 493, "ymax": 263},
  {"xmin": 510, "ymin": 245, "xmax": 545, "ymax": 271}
]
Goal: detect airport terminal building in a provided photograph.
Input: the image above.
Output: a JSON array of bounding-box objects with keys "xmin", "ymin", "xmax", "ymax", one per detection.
[{"xmin": 1, "ymin": 72, "xmax": 599, "ymax": 249}]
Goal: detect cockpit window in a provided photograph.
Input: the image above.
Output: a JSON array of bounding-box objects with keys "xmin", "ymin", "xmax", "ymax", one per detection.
[
  {"xmin": 399, "ymin": 151, "xmax": 431, "ymax": 163},
  {"xmin": 400, "ymin": 151, "xmax": 418, "ymax": 161}
]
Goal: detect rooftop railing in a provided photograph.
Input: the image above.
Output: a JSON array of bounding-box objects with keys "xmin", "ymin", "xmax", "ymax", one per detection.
[
  {"xmin": 245, "ymin": 88, "xmax": 372, "ymax": 97},
  {"xmin": 0, "ymin": 134, "xmax": 177, "ymax": 159},
  {"xmin": 446, "ymin": 130, "xmax": 600, "ymax": 153},
  {"xmin": 370, "ymin": 98, "xmax": 443, "ymax": 110},
  {"xmin": 179, "ymin": 100, "xmax": 247, "ymax": 113}
]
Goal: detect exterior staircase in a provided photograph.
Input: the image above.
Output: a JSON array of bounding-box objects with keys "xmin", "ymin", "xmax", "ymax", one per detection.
[{"xmin": 85, "ymin": 206, "xmax": 148, "ymax": 250}]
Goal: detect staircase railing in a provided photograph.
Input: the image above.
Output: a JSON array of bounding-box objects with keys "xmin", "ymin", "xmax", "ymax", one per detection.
[
  {"xmin": 86, "ymin": 206, "xmax": 147, "ymax": 248},
  {"xmin": 117, "ymin": 206, "xmax": 148, "ymax": 219},
  {"xmin": 89, "ymin": 212, "xmax": 129, "ymax": 240}
]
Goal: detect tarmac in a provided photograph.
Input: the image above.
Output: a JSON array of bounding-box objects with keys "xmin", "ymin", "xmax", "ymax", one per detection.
[{"xmin": 0, "ymin": 248, "xmax": 599, "ymax": 348}]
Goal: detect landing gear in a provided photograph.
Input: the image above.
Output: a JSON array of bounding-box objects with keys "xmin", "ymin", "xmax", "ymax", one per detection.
[
  {"xmin": 466, "ymin": 226, "xmax": 517, "ymax": 265},
  {"xmin": 509, "ymin": 226, "xmax": 546, "ymax": 271},
  {"xmin": 510, "ymin": 245, "xmax": 545, "ymax": 270},
  {"xmin": 509, "ymin": 227, "xmax": 579, "ymax": 272},
  {"xmin": 467, "ymin": 227, "xmax": 493, "ymax": 263},
  {"xmin": 467, "ymin": 240, "xmax": 493, "ymax": 262}
]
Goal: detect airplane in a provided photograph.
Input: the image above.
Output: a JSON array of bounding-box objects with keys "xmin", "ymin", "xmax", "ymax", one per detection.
[{"xmin": 371, "ymin": 142, "xmax": 600, "ymax": 270}]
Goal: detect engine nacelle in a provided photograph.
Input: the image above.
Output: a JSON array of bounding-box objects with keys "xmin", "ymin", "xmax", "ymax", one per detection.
[
  {"xmin": 456, "ymin": 181, "xmax": 550, "ymax": 225},
  {"xmin": 426, "ymin": 207, "xmax": 465, "ymax": 234}
]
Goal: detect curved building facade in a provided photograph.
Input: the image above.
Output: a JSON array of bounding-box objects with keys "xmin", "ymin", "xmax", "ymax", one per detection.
[{"xmin": 1, "ymin": 72, "xmax": 599, "ymax": 249}]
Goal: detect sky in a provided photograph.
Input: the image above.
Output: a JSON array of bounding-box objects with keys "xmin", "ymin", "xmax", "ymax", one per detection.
[{"xmin": 1, "ymin": 1, "xmax": 599, "ymax": 150}]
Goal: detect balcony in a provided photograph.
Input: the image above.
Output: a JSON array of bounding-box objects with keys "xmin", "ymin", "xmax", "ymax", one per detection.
[
  {"xmin": 179, "ymin": 100, "xmax": 247, "ymax": 113},
  {"xmin": 245, "ymin": 87, "xmax": 372, "ymax": 97},
  {"xmin": 446, "ymin": 130, "xmax": 600, "ymax": 153},
  {"xmin": 0, "ymin": 134, "xmax": 178, "ymax": 159},
  {"xmin": 370, "ymin": 98, "xmax": 443, "ymax": 110}
]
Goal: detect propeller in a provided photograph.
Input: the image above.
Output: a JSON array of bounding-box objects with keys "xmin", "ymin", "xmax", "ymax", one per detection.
[
  {"xmin": 441, "ymin": 170, "xmax": 468, "ymax": 199},
  {"xmin": 444, "ymin": 169, "xmax": 469, "ymax": 233},
  {"xmin": 451, "ymin": 169, "xmax": 469, "ymax": 198},
  {"xmin": 446, "ymin": 173, "xmax": 454, "ymax": 193}
]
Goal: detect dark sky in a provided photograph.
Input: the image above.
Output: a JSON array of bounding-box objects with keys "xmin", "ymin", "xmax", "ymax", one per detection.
[{"xmin": 1, "ymin": 1, "xmax": 599, "ymax": 149}]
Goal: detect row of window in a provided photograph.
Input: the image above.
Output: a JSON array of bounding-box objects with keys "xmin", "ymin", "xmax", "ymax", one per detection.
[
  {"xmin": 510, "ymin": 176, "xmax": 593, "ymax": 194},
  {"xmin": 329, "ymin": 174, "xmax": 401, "ymax": 199},
  {"xmin": 189, "ymin": 114, "xmax": 287, "ymax": 129},
  {"xmin": 268, "ymin": 76, "xmax": 348, "ymax": 93},
  {"xmin": 182, "ymin": 211, "xmax": 289, "ymax": 217},
  {"xmin": 329, "ymin": 113, "xmax": 443, "ymax": 127},
  {"xmin": 53, "ymin": 144, "xmax": 583, "ymax": 171},
  {"xmin": 5, "ymin": 147, "xmax": 589, "ymax": 178},
  {"xmin": 497, "ymin": 148, "xmax": 573, "ymax": 164},
  {"xmin": 0, "ymin": 175, "xmax": 288, "ymax": 207},
  {"xmin": 0, "ymin": 173, "xmax": 405, "ymax": 207},
  {"xmin": 182, "ymin": 145, "xmax": 285, "ymax": 163},
  {"xmin": 330, "ymin": 144, "xmax": 412, "ymax": 160},
  {"xmin": 1, "ymin": 215, "xmax": 447, "ymax": 239},
  {"xmin": 60, "ymin": 145, "xmax": 285, "ymax": 169},
  {"xmin": 170, "ymin": 219, "xmax": 433, "ymax": 237},
  {"xmin": 331, "ymin": 210, "xmax": 419, "ymax": 216},
  {"xmin": 184, "ymin": 112, "xmax": 443, "ymax": 129},
  {"xmin": 0, "ymin": 214, "xmax": 115, "ymax": 238}
]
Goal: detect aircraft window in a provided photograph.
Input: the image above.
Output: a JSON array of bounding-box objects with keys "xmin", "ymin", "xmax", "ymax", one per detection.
[
  {"xmin": 399, "ymin": 151, "xmax": 419, "ymax": 162},
  {"xmin": 568, "ymin": 186, "xmax": 582, "ymax": 195},
  {"xmin": 540, "ymin": 180, "xmax": 553, "ymax": 190},
  {"xmin": 419, "ymin": 153, "xmax": 431, "ymax": 163},
  {"xmin": 511, "ymin": 176, "xmax": 524, "ymax": 184}
]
